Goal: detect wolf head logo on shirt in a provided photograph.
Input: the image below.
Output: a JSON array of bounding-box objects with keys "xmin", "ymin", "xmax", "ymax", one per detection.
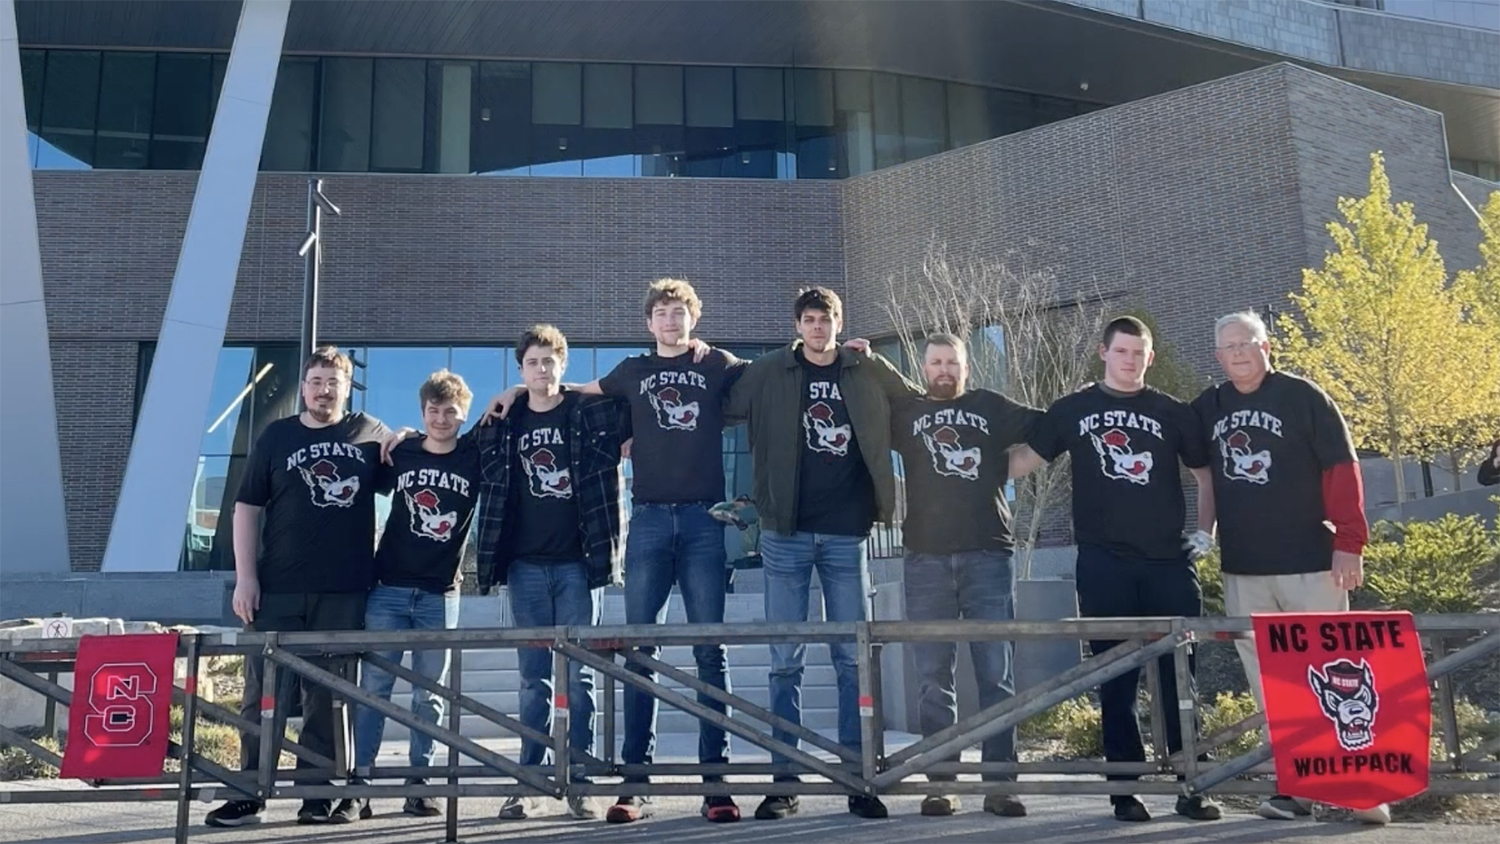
[
  {"xmin": 406, "ymin": 488, "xmax": 458, "ymax": 542},
  {"xmin": 648, "ymin": 386, "xmax": 700, "ymax": 430},
  {"xmin": 922, "ymin": 425, "xmax": 981, "ymax": 480},
  {"xmin": 1220, "ymin": 429, "xmax": 1272, "ymax": 484},
  {"xmin": 299, "ymin": 459, "xmax": 360, "ymax": 508},
  {"xmin": 804, "ymin": 401, "xmax": 851, "ymax": 456},
  {"xmin": 522, "ymin": 447, "xmax": 573, "ymax": 499},
  {"xmin": 1090, "ymin": 428, "xmax": 1153, "ymax": 485},
  {"xmin": 1308, "ymin": 658, "xmax": 1379, "ymax": 752}
]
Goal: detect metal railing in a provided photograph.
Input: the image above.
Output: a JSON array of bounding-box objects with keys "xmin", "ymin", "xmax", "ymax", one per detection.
[{"xmin": 1, "ymin": 614, "xmax": 1496, "ymax": 843}]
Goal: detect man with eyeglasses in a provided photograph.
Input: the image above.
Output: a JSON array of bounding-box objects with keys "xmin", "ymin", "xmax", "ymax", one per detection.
[
  {"xmin": 1192, "ymin": 311, "xmax": 1386, "ymax": 826},
  {"xmin": 205, "ymin": 346, "xmax": 390, "ymax": 829}
]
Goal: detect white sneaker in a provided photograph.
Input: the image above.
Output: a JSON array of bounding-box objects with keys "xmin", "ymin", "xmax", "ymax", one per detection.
[
  {"xmin": 1352, "ymin": 803, "xmax": 1391, "ymax": 825},
  {"xmin": 1257, "ymin": 795, "xmax": 1314, "ymax": 820},
  {"xmin": 498, "ymin": 796, "xmax": 540, "ymax": 820},
  {"xmin": 567, "ymin": 795, "xmax": 601, "ymax": 820}
]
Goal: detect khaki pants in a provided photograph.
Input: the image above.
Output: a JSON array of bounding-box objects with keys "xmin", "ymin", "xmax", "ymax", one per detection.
[{"xmin": 1223, "ymin": 571, "xmax": 1349, "ymax": 709}]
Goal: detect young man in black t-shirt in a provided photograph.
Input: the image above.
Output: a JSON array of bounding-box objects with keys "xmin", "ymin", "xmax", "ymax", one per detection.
[
  {"xmin": 1011, "ymin": 318, "xmax": 1221, "ymax": 824},
  {"xmin": 725, "ymin": 287, "xmax": 922, "ymax": 822},
  {"xmin": 334, "ymin": 370, "xmax": 480, "ymax": 824},
  {"xmin": 205, "ymin": 347, "xmax": 390, "ymax": 829},
  {"xmin": 487, "ymin": 282, "xmax": 746, "ymax": 824},
  {"xmin": 890, "ymin": 333, "xmax": 1040, "ymax": 819},
  {"xmin": 1192, "ymin": 311, "xmax": 1385, "ymax": 825}
]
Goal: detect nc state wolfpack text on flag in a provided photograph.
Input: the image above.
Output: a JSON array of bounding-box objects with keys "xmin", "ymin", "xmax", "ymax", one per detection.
[
  {"xmin": 60, "ymin": 632, "xmax": 180, "ymax": 780},
  {"xmin": 1253, "ymin": 612, "xmax": 1430, "ymax": 809}
]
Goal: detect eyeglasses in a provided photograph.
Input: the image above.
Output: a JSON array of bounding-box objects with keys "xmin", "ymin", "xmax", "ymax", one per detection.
[
  {"xmin": 305, "ymin": 377, "xmax": 347, "ymax": 391},
  {"xmin": 1216, "ymin": 342, "xmax": 1262, "ymax": 355}
]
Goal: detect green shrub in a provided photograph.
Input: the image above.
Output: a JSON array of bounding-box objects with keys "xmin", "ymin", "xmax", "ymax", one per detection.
[
  {"xmin": 1020, "ymin": 697, "xmax": 1105, "ymax": 758},
  {"xmin": 0, "ymin": 728, "xmax": 60, "ymax": 781},
  {"xmin": 1432, "ymin": 696, "xmax": 1500, "ymax": 762},
  {"xmin": 1196, "ymin": 548, "xmax": 1225, "ymax": 616},
  {"xmin": 1363, "ymin": 515, "xmax": 1497, "ymax": 614},
  {"xmin": 1199, "ymin": 692, "xmax": 1262, "ymax": 759}
]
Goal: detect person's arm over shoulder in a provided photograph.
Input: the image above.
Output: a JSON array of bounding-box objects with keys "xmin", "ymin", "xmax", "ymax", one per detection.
[
  {"xmin": 986, "ymin": 389, "xmax": 1045, "ymax": 448},
  {"xmin": 865, "ymin": 351, "xmax": 924, "ymax": 401},
  {"xmin": 596, "ymin": 357, "xmax": 636, "ymax": 398},
  {"xmin": 1171, "ymin": 394, "xmax": 1212, "ymax": 471},
  {"xmin": 1304, "ymin": 378, "xmax": 1368, "ymax": 555},
  {"xmin": 726, "ymin": 354, "xmax": 767, "ymax": 420},
  {"xmin": 1025, "ymin": 397, "xmax": 1070, "ymax": 463}
]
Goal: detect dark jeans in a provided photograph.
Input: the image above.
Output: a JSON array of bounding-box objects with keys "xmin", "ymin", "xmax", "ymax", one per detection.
[
  {"xmin": 620, "ymin": 502, "xmax": 729, "ymax": 783},
  {"xmin": 904, "ymin": 549, "xmax": 1017, "ymax": 781},
  {"xmin": 1074, "ymin": 545, "xmax": 1201, "ymax": 793},
  {"xmin": 507, "ymin": 559, "xmax": 602, "ymax": 770},
  {"xmin": 237, "ymin": 591, "xmax": 366, "ymax": 789}
]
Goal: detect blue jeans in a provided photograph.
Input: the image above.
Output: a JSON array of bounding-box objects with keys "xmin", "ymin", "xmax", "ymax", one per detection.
[
  {"xmin": 761, "ymin": 530, "xmax": 871, "ymax": 770},
  {"xmin": 903, "ymin": 550, "xmax": 1017, "ymax": 781},
  {"xmin": 353, "ymin": 584, "xmax": 460, "ymax": 772},
  {"xmin": 621, "ymin": 502, "xmax": 729, "ymax": 782},
  {"xmin": 507, "ymin": 559, "xmax": 602, "ymax": 770}
]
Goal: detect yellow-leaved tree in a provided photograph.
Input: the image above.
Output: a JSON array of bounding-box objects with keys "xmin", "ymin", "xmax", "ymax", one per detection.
[{"xmin": 1275, "ymin": 152, "xmax": 1500, "ymax": 503}]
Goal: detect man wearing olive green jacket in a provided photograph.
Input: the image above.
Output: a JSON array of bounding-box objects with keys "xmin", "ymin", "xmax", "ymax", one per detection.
[{"xmin": 725, "ymin": 287, "xmax": 922, "ymax": 822}]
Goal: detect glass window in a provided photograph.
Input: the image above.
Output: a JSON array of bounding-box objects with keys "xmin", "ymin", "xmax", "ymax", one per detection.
[
  {"xmin": 211, "ymin": 54, "xmax": 228, "ymax": 111},
  {"xmin": 319, "ymin": 58, "xmax": 373, "ymax": 172},
  {"xmin": 263, "ymin": 57, "xmax": 318, "ymax": 171},
  {"xmin": 684, "ymin": 66, "xmax": 733, "ymax": 176},
  {"xmin": 95, "ymin": 52, "xmax": 156, "ymax": 169},
  {"xmin": 361, "ymin": 347, "xmax": 452, "ymax": 434},
  {"xmin": 151, "ymin": 52, "xmax": 214, "ymax": 169},
  {"xmin": 532, "ymin": 62, "xmax": 583, "ymax": 176},
  {"xmin": 634, "ymin": 65, "xmax": 684, "ymax": 177},
  {"xmin": 872, "ymin": 73, "xmax": 902, "ymax": 169},
  {"xmin": 947, "ymin": 82, "xmax": 991, "ymax": 150},
  {"xmin": 835, "ymin": 70, "xmax": 874, "ymax": 177},
  {"xmin": 734, "ymin": 67, "xmax": 783, "ymax": 178},
  {"xmin": 424, "ymin": 60, "xmax": 474, "ymax": 174},
  {"xmin": 793, "ymin": 69, "xmax": 836, "ymax": 179},
  {"xmin": 450, "ymin": 347, "xmax": 513, "ymax": 419},
  {"xmin": 473, "ymin": 62, "xmax": 531, "ymax": 175},
  {"xmin": 199, "ymin": 347, "xmax": 257, "ymax": 458},
  {"xmin": 38, "ymin": 50, "xmax": 99, "ymax": 168},
  {"xmin": 20, "ymin": 49, "xmax": 44, "ymax": 131},
  {"xmin": 371, "ymin": 58, "xmax": 426, "ymax": 171},
  {"xmin": 899, "ymin": 75, "xmax": 945, "ymax": 162},
  {"xmin": 987, "ymin": 89, "xmax": 1040, "ymax": 136},
  {"xmin": 582, "ymin": 63, "xmax": 634, "ymax": 176}
]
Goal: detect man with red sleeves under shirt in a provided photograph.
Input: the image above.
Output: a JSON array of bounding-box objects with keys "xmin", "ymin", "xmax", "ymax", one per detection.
[{"xmin": 1192, "ymin": 310, "xmax": 1388, "ymax": 826}]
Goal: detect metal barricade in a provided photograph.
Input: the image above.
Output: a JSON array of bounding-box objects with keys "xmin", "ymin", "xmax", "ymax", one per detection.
[{"xmin": 1, "ymin": 614, "xmax": 1496, "ymax": 843}]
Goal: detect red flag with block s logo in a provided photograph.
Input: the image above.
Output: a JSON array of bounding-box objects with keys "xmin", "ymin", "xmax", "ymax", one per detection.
[
  {"xmin": 1253, "ymin": 612, "xmax": 1430, "ymax": 810},
  {"xmin": 60, "ymin": 632, "xmax": 180, "ymax": 779}
]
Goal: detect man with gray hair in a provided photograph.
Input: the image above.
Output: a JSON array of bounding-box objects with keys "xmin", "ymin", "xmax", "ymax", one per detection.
[
  {"xmin": 1192, "ymin": 311, "xmax": 1387, "ymax": 825},
  {"xmin": 888, "ymin": 332, "xmax": 1041, "ymax": 819}
]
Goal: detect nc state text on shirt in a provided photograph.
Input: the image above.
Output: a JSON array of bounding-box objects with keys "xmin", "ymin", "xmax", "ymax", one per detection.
[
  {"xmin": 639, "ymin": 370, "xmax": 708, "ymax": 393},
  {"xmin": 1266, "ymin": 619, "xmax": 1407, "ymax": 654},
  {"xmin": 1077, "ymin": 410, "xmax": 1162, "ymax": 439},
  {"xmin": 911, "ymin": 408, "xmax": 991, "ymax": 437},
  {"xmin": 518, "ymin": 427, "xmax": 564, "ymax": 452},
  {"xmin": 285, "ymin": 441, "xmax": 367, "ymax": 471},
  {"xmin": 1210, "ymin": 410, "xmax": 1284, "ymax": 440},
  {"xmin": 395, "ymin": 468, "xmax": 471, "ymax": 497}
]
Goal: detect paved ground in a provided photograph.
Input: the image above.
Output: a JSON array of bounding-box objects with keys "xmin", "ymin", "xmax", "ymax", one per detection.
[{"xmin": 3, "ymin": 734, "xmax": 1495, "ymax": 843}]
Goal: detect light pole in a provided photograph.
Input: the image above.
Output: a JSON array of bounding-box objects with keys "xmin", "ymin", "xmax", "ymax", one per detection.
[{"xmin": 297, "ymin": 178, "xmax": 342, "ymax": 387}]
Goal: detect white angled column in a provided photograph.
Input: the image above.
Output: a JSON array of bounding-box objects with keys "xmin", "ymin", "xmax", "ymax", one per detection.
[
  {"xmin": 102, "ymin": 0, "xmax": 291, "ymax": 572},
  {"xmin": 0, "ymin": 0, "xmax": 70, "ymax": 574}
]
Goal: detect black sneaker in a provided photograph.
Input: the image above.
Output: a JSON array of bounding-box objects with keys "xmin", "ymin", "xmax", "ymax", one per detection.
[
  {"xmin": 297, "ymin": 799, "xmax": 333, "ymax": 825},
  {"xmin": 1175, "ymin": 794, "xmax": 1222, "ymax": 821},
  {"xmin": 701, "ymin": 795, "xmax": 741, "ymax": 823},
  {"xmin": 849, "ymin": 795, "xmax": 889, "ymax": 819},
  {"xmin": 405, "ymin": 796, "xmax": 443, "ymax": 817},
  {"xmin": 328, "ymin": 798, "xmax": 369, "ymax": 824},
  {"xmin": 204, "ymin": 799, "xmax": 264, "ymax": 827},
  {"xmin": 754, "ymin": 794, "xmax": 799, "ymax": 820},
  {"xmin": 1113, "ymin": 796, "xmax": 1151, "ymax": 822}
]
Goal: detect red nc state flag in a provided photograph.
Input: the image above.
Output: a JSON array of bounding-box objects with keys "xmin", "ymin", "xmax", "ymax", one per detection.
[
  {"xmin": 1253, "ymin": 612, "xmax": 1430, "ymax": 810},
  {"xmin": 60, "ymin": 632, "xmax": 180, "ymax": 780}
]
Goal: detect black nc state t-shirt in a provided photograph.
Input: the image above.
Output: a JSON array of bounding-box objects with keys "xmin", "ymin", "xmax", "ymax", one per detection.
[
  {"xmin": 374, "ymin": 438, "xmax": 481, "ymax": 593},
  {"xmin": 1192, "ymin": 372, "xmax": 1357, "ymax": 576},
  {"xmin": 892, "ymin": 390, "xmax": 1042, "ymax": 554},
  {"xmin": 236, "ymin": 412, "xmax": 390, "ymax": 594},
  {"xmin": 1029, "ymin": 386, "xmax": 1208, "ymax": 562},
  {"xmin": 795, "ymin": 352, "xmax": 876, "ymax": 536},
  {"xmin": 508, "ymin": 395, "xmax": 584, "ymax": 562},
  {"xmin": 599, "ymin": 349, "xmax": 745, "ymax": 504}
]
